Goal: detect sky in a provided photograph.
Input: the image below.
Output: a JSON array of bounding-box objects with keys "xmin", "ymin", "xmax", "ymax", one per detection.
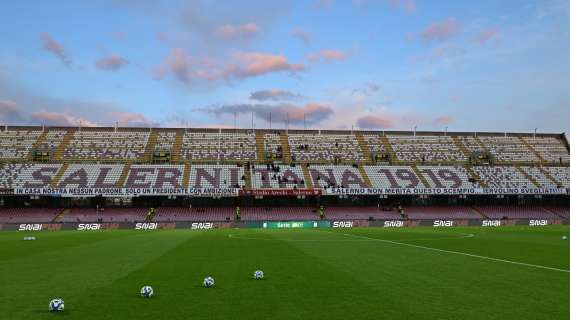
[{"xmin": 0, "ymin": 0, "xmax": 569, "ymax": 133}]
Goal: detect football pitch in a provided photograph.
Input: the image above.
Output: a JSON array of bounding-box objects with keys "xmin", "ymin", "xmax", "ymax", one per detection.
[{"xmin": 1, "ymin": 226, "xmax": 569, "ymax": 320}]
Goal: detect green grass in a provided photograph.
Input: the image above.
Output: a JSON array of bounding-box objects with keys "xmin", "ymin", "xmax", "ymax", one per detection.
[{"xmin": 1, "ymin": 226, "xmax": 569, "ymax": 319}]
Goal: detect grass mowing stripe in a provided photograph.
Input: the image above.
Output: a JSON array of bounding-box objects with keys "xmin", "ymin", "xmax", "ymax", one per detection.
[{"xmin": 341, "ymin": 232, "xmax": 570, "ymax": 274}]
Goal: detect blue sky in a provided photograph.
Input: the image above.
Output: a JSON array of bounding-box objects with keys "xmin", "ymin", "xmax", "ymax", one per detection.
[{"xmin": 0, "ymin": 0, "xmax": 569, "ymax": 133}]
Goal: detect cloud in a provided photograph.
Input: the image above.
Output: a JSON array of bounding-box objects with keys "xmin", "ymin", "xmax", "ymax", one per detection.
[
  {"xmin": 112, "ymin": 31, "xmax": 126, "ymax": 41},
  {"xmin": 389, "ymin": 0, "xmax": 416, "ymax": 12},
  {"xmin": 156, "ymin": 32, "xmax": 169, "ymax": 43},
  {"xmin": 204, "ymin": 102, "xmax": 334, "ymax": 125},
  {"xmin": 0, "ymin": 100, "xmax": 22, "ymax": 121},
  {"xmin": 356, "ymin": 114, "xmax": 394, "ymax": 129},
  {"xmin": 250, "ymin": 90, "xmax": 304, "ymax": 101},
  {"xmin": 352, "ymin": 82, "xmax": 382, "ymax": 96},
  {"xmin": 307, "ymin": 49, "xmax": 347, "ymax": 63},
  {"xmin": 215, "ymin": 23, "xmax": 260, "ymax": 40},
  {"xmin": 472, "ymin": 28, "xmax": 500, "ymax": 45},
  {"xmin": 95, "ymin": 54, "xmax": 129, "ymax": 71},
  {"xmin": 155, "ymin": 49, "xmax": 305, "ymax": 86},
  {"xmin": 314, "ymin": 0, "xmax": 332, "ymax": 9},
  {"xmin": 433, "ymin": 115, "xmax": 454, "ymax": 126},
  {"xmin": 291, "ymin": 28, "xmax": 313, "ymax": 44},
  {"xmin": 420, "ymin": 18, "xmax": 460, "ymax": 42},
  {"xmin": 107, "ymin": 111, "xmax": 158, "ymax": 127},
  {"xmin": 30, "ymin": 111, "xmax": 97, "ymax": 127},
  {"xmin": 39, "ymin": 33, "xmax": 71, "ymax": 66}
]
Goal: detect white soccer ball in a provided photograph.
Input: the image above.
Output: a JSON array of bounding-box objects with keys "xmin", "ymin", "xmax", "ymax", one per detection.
[
  {"xmin": 140, "ymin": 286, "xmax": 154, "ymax": 298},
  {"xmin": 203, "ymin": 276, "xmax": 215, "ymax": 287},
  {"xmin": 49, "ymin": 298, "xmax": 64, "ymax": 312},
  {"xmin": 563, "ymin": 236, "xmax": 568, "ymax": 240},
  {"xmin": 253, "ymin": 270, "xmax": 264, "ymax": 280}
]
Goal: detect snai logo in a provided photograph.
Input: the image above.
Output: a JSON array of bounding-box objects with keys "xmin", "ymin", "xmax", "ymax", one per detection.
[
  {"xmin": 529, "ymin": 219, "xmax": 548, "ymax": 226},
  {"xmin": 433, "ymin": 220, "xmax": 453, "ymax": 227},
  {"xmin": 77, "ymin": 223, "xmax": 101, "ymax": 231},
  {"xmin": 482, "ymin": 220, "xmax": 501, "ymax": 227},
  {"xmin": 18, "ymin": 224, "xmax": 42, "ymax": 231},
  {"xmin": 135, "ymin": 222, "xmax": 157, "ymax": 230},
  {"xmin": 191, "ymin": 222, "xmax": 214, "ymax": 230},
  {"xmin": 384, "ymin": 220, "xmax": 404, "ymax": 228},
  {"xmin": 332, "ymin": 221, "xmax": 353, "ymax": 228}
]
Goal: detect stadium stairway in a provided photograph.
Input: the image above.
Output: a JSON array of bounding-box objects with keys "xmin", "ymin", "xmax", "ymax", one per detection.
[
  {"xmin": 515, "ymin": 166, "xmax": 541, "ymax": 188},
  {"xmin": 473, "ymin": 136, "xmax": 490, "ymax": 154},
  {"xmin": 542, "ymin": 207, "xmax": 565, "ymax": 219},
  {"xmin": 355, "ymin": 133, "xmax": 373, "ymax": 164},
  {"xmin": 411, "ymin": 164, "xmax": 431, "ymax": 188},
  {"xmin": 171, "ymin": 130, "xmax": 184, "ymax": 163},
  {"xmin": 471, "ymin": 207, "xmax": 488, "ymax": 218},
  {"xmin": 52, "ymin": 129, "xmax": 76, "ymax": 161},
  {"xmin": 279, "ymin": 133, "xmax": 292, "ymax": 163},
  {"xmin": 538, "ymin": 166, "xmax": 561, "ymax": 186},
  {"xmin": 380, "ymin": 135, "xmax": 397, "ymax": 164},
  {"xmin": 144, "ymin": 130, "xmax": 159, "ymax": 162},
  {"xmin": 244, "ymin": 164, "xmax": 252, "ymax": 189},
  {"xmin": 52, "ymin": 208, "xmax": 71, "ymax": 223},
  {"xmin": 28, "ymin": 130, "xmax": 48, "ymax": 160},
  {"xmin": 452, "ymin": 136, "xmax": 471, "ymax": 161},
  {"xmin": 464, "ymin": 165, "xmax": 487, "ymax": 188},
  {"xmin": 357, "ymin": 165, "xmax": 373, "ymax": 188},
  {"xmin": 519, "ymin": 137, "xmax": 545, "ymax": 163},
  {"xmin": 182, "ymin": 162, "xmax": 191, "ymax": 188},
  {"xmin": 255, "ymin": 132, "xmax": 266, "ymax": 162},
  {"xmin": 301, "ymin": 164, "xmax": 314, "ymax": 189},
  {"xmin": 116, "ymin": 162, "xmax": 132, "ymax": 187},
  {"xmin": 49, "ymin": 162, "xmax": 70, "ymax": 188}
]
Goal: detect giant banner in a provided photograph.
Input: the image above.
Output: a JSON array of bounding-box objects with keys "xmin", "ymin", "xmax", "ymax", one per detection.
[
  {"xmin": 326, "ymin": 187, "xmax": 567, "ymax": 196},
  {"xmin": 13, "ymin": 187, "xmax": 240, "ymax": 197}
]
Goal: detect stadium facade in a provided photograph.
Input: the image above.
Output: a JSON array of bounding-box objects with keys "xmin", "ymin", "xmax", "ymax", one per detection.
[{"xmin": 1, "ymin": 125, "xmax": 569, "ymax": 230}]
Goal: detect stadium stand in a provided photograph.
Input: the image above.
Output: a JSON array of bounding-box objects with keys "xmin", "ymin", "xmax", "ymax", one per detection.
[
  {"xmin": 474, "ymin": 206, "xmax": 559, "ymax": 219},
  {"xmin": 288, "ymin": 133, "xmax": 364, "ymax": 162}
]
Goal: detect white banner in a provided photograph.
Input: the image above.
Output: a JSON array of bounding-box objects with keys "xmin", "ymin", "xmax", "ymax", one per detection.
[
  {"xmin": 326, "ymin": 187, "xmax": 568, "ymax": 195},
  {"xmin": 14, "ymin": 187, "xmax": 239, "ymax": 197}
]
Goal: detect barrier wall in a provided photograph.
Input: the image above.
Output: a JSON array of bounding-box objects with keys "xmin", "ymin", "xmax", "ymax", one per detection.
[{"xmin": 1, "ymin": 219, "xmax": 568, "ymax": 231}]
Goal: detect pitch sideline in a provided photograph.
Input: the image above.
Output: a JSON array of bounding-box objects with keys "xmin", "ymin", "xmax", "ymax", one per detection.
[{"xmin": 341, "ymin": 232, "xmax": 570, "ymax": 274}]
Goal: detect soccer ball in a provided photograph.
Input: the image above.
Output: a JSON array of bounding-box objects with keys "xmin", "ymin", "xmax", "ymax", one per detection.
[
  {"xmin": 253, "ymin": 270, "xmax": 264, "ymax": 280},
  {"xmin": 49, "ymin": 298, "xmax": 64, "ymax": 312},
  {"xmin": 563, "ymin": 236, "xmax": 568, "ymax": 240},
  {"xmin": 203, "ymin": 276, "xmax": 215, "ymax": 287},
  {"xmin": 140, "ymin": 286, "xmax": 154, "ymax": 298}
]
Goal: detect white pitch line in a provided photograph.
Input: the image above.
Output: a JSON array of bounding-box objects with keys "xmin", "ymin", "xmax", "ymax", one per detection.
[{"xmin": 342, "ymin": 233, "xmax": 570, "ymax": 274}]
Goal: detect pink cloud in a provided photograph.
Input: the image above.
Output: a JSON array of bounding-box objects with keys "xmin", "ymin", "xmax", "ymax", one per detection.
[
  {"xmin": 30, "ymin": 111, "xmax": 97, "ymax": 127},
  {"xmin": 291, "ymin": 28, "xmax": 313, "ymax": 44},
  {"xmin": 154, "ymin": 49, "xmax": 305, "ymax": 85},
  {"xmin": 356, "ymin": 115, "xmax": 394, "ymax": 129},
  {"xmin": 112, "ymin": 31, "xmax": 125, "ymax": 41},
  {"xmin": 421, "ymin": 18, "xmax": 460, "ymax": 42},
  {"xmin": 107, "ymin": 111, "xmax": 150, "ymax": 126},
  {"xmin": 215, "ymin": 23, "xmax": 259, "ymax": 40},
  {"xmin": 389, "ymin": 0, "xmax": 416, "ymax": 12},
  {"xmin": 0, "ymin": 100, "xmax": 18, "ymax": 114},
  {"xmin": 433, "ymin": 115, "xmax": 454, "ymax": 126},
  {"xmin": 307, "ymin": 49, "xmax": 347, "ymax": 63},
  {"xmin": 314, "ymin": 0, "xmax": 332, "ymax": 9},
  {"xmin": 39, "ymin": 33, "xmax": 71, "ymax": 66},
  {"xmin": 95, "ymin": 54, "xmax": 129, "ymax": 71},
  {"xmin": 451, "ymin": 95, "xmax": 461, "ymax": 103},
  {"xmin": 274, "ymin": 103, "xmax": 333, "ymax": 123},
  {"xmin": 472, "ymin": 28, "xmax": 500, "ymax": 45},
  {"xmin": 156, "ymin": 32, "xmax": 169, "ymax": 44}
]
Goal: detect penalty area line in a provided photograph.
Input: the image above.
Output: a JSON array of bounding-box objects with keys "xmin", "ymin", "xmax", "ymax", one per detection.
[{"xmin": 342, "ymin": 233, "xmax": 570, "ymax": 274}]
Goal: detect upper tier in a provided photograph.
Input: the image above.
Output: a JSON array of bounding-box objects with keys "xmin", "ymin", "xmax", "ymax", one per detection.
[{"xmin": 0, "ymin": 126, "xmax": 568, "ymax": 165}]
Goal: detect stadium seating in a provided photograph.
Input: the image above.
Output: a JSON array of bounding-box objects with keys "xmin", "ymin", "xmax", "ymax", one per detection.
[
  {"xmin": 288, "ymin": 133, "xmax": 364, "ymax": 162},
  {"xmin": 181, "ymin": 132, "xmax": 256, "ymax": 161},
  {"xmin": 63, "ymin": 131, "xmax": 149, "ymax": 160},
  {"xmin": 154, "ymin": 207, "xmax": 233, "ymax": 222},
  {"xmin": 472, "ymin": 166, "xmax": 534, "ymax": 188},
  {"xmin": 57, "ymin": 164, "xmax": 124, "ymax": 188},
  {"xmin": 240, "ymin": 207, "xmax": 319, "ymax": 221},
  {"xmin": 251, "ymin": 164, "xmax": 306, "ymax": 189},
  {"xmin": 474, "ymin": 206, "xmax": 558, "ymax": 219},
  {"xmin": 0, "ymin": 207, "xmax": 61, "ymax": 223},
  {"xmin": 309, "ymin": 165, "xmax": 368, "ymax": 188},
  {"xmin": 124, "ymin": 165, "xmax": 184, "ymax": 188},
  {"xmin": 0, "ymin": 163, "xmax": 62, "ymax": 189},
  {"xmin": 403, "ymin": 206, "xmax": 481, "ymax": 219},
  {"xmin": 325, "ymin": 207, "xmax": 401, "ymax": 220},
  {"xmin": 0, "ymin": 129, "xmax": 42, "ymax": 159},
  {"xmin": 364, "ymin": 165, "xmax": 428, "ymax": 188},
  {"xmin": 417, "ymin": 166, "xmax": 476, "ymax": 188},
  {"xmin": 388, "ymin": 135, "xmax": 466, "ymax": 162},
  {"xmin": 189, "ymin": 164, "xmax": 246, "ymax": 188}
]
